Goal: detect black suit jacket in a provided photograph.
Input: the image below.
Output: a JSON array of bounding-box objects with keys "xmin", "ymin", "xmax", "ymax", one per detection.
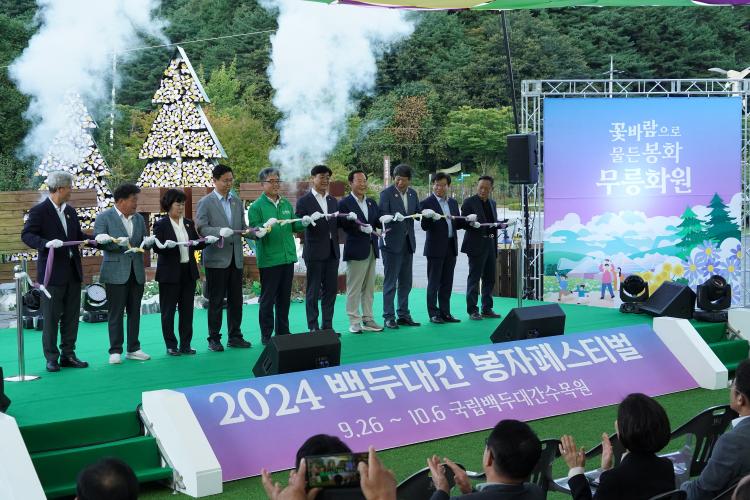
[
  {"xmin": 338, "ymin": 194, "xmax": 381, "ymax": 261},
  {"xmin": 460, "ymin": 195, "xmax": 497, "ymax": 256},
  {"xmin": 420, "ymin": 194, "xmax": 463, "ymax": 258},
  {"xmin": 430, "ymin": 482, "xmax": 544, "ymax": 500},
  {"xmin": 568, "ymin": 452, "xmax": 675, "ymax": 500},
  {"xmin": 295, "ymin": 191, "xmax": 340, "ymax": 261},
  {"xmin": 152, "ymin": 216, "xmax": 205, "ymax": 283},
  {"xmin": 21, "ymin": 198, "xmax": 89, "ymax": 285}
]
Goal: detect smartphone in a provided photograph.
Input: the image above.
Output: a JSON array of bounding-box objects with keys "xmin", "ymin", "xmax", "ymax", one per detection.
[{"xmin": 305, "ymin": 452, "xmax": 368, "ymax": 489}]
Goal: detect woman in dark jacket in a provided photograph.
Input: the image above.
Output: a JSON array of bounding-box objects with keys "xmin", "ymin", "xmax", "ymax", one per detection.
[
  {"xmin": 153, "ymin": 189, "xmax": 216, "ymax": 355},
  {"xmin": 561, "ymin": 393, "xmax": 675, "ymax": 500}
]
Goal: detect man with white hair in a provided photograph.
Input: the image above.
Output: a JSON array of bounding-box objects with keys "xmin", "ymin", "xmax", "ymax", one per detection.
[{"xmin": 22, "ymin": 171, "xmax": 91, "ymax": 372}]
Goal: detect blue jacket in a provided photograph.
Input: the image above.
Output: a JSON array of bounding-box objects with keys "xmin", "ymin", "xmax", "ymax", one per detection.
[
  {"xmin": 338, "ymin": 194, "xmax": 380, "ymax": 261},
  {"xmin": 378, "ymin": 185, "xmax": 418, "ymax": 254}
]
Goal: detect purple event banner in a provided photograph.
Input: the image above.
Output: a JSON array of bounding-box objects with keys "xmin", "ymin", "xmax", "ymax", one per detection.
[{"xmin": 177, "ymin": 325, "xmax": 697, "ymax": 481}]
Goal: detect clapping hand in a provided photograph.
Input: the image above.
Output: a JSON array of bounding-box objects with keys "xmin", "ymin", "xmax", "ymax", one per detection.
[{"xmin": 560, "ymin": 435, "xmax": 586, "ymax": 469}]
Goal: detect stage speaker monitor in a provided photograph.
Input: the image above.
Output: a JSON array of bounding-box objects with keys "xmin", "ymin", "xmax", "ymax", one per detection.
[
  {"xmin": 490, "ymin": 304, "xmax": 566, "ymax": 344},
  {"xmin": 639, "ymin": 281, "xmax": 696, "ymax": 320},
  {"xmin": 0, "ymin": 367, "xmax": 10, "ymax": 413},
  {"xmin": 253, "ymin": 330, "xmax": 341, "ymax": 377},
  {"xmin": 507, "ymin": 133, "xmax": 538, "ymax": 185}
]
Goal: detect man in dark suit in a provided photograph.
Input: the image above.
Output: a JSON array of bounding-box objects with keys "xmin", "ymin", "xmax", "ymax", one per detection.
[
  {"xmin": 420, "ymin": 173, "xmax": 464, "ymax": 324},
  {"xmin": 428, "ymin": 419, "xmax": 544, "ymax": 500},
  {"xmin": 683, "ymin": 359, "xmax": 750, "ymax": 500},
  {"xmin": 94, "ymin": 183, "xmax": 156, "ymax": 364},
  {"xmin": 339, "ymin": 170, "xmax": 383, "ymax": 334},
  {"xmin": 378, "ymin": 164, "xmax": 421, "ymax": 330},
  {"xmin": 195, "ymin": 164, "xmax": 253, "ymax": 351},
  {"xmin": 21, "ymin": 171, "xmax": 90, "ymax": 372},
  {"xmin": 296, "ymin": 164, "xmax": 340, "ymax": 331},
  {"xmin": 461, "ymin": 176, "xmax": 502, "ymax": 321}
]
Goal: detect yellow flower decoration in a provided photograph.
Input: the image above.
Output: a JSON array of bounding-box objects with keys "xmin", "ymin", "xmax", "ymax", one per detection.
[
  {"xmin": 672, "ymin": 264, "xmax": 685, "ymax": 277},
  {"xmin": 662, "ymin": 262, "xmax": 673, "ymax": 273}
]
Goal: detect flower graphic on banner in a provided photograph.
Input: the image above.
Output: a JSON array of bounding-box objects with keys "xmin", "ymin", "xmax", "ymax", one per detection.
[
  {"xmin": 721, "ymin": 257, "xmax": 741, "ymax": 284},
  {"xmin": 683, "ymin": 254, "xmax": 703, "ymax": 283},
  {"xmin": 700, "ymin": 257, "xmax": 724, "ymax": 277},
  {"xmin": 730, "ymin": 243, "xmax": 743, "ymax": 265},
  {"xmin": 697, "ymin": 240, "xmax": 720, "ymax": 261}
]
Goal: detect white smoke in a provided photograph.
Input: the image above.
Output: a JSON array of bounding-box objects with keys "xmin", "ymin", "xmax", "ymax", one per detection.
[
  {"xmin": 9, "ymin": 0, "xmax": 167, "ymax": 162},
  {"xmin": 261, "ymin": 0, "xmax": 414, "ymax": 180}
]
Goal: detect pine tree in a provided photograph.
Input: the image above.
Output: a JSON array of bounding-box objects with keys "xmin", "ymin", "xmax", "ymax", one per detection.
[
  {"xmin": 137, "ymin": 46, "xmax": 226, "ymax": 188},
  {"xmin": 705, "ymin": 193, "xmax": 740, "ymax": 243},
  {"xmin": 37, "ymin": 93, "xmax": 114, "ymax": 233},
  {"xmin": 675, "ymin": 205, "xmax": 705, "ymax": 259}
]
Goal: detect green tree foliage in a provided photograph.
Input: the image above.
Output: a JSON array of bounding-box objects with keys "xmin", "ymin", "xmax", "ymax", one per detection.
[
  {"xmin": 705, "ymin": 192, "xmax": 740, "ymax": 242},
  {"xmin": 442, "ymin": 106, "xmax": 515, "ymax": 174},
  {"xmin": 675, "ymin": 205, "xmax": 705, "ymax": 258},
  {"xmin": 207, "ymin": 109, "xmax": 275, "ymax": 184}
]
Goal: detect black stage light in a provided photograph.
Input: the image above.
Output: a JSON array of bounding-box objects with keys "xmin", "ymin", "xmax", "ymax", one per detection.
[
  {"xmin": 21, "ymin": 288, "xmax": 43, "ymax": 330},
  {"xmin": 82, "ymin": 283, "xmax": 108, "ymax": 323},
  {"xmin": 694, "ymin": 275, "xmax": 731, "ymax": 322},
  {"xmin": 619, "ymin": 275, "xmax": 649, "ymax": 314}
]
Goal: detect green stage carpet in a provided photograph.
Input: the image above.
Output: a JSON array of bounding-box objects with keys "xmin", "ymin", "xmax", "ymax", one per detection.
[{"xmin": 0, "ymin": 290, "xmax": 735, "ymax": 498}]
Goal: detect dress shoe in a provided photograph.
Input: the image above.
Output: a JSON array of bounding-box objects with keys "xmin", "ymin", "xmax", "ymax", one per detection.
[
  {"xmin": 46, "ymin": 360, "xmax": 60, "ymax": 372},
  {"xmin": 60, "ymin": 355, "xmax": 89, "ymax": 368},
  {"xmin": 167, "ymin": 348, "xmax": 181, "ymax": 356},
  {"xmin": 179, "ymin": 347, "xmax": 197, "ymax": 355},
  {"xmin": 261, "ymin": 337, "xmax": 271, "ymax": 346},
  {"xmin": 208, "ymin": 340, "xmax": 225, "ymax": 352},
  {"xmin": 442, "ymin": 315, "xmax": 461, "ymax": 323},
  {"xmin": 227, "ymin": 338, "xmax": 252, "ymax": 348},
  {"xmin": 481, "ymin": 309, "xmax": 501, "ymax": 319},
  {"xmin": 469, "ymin": 312, "xmax": 483, "ymax": 321},
  {"xmin": 397, "ymin": 317, "xmax": 421, "ymax": 327},
  {"xmin": 384, "ymin": 319, "xmax": 399, "ymax": 329},
  {"xmin": 430, "ymin": 316, "xmax": 445, "ymax": 324}
]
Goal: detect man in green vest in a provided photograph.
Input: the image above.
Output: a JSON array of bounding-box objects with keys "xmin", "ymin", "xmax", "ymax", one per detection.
[{"xmin": 248, "ymin": 167, "xmax": 312, "ymax": 345}]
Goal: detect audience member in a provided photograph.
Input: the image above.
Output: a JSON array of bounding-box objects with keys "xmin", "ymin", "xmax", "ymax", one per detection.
[
  {"xmin": 75, "ymin": 457, "xmax": 138, "ymax": 500},
  {"xmin": 428, "ymin": 419, "xmax": 543, "ymax": 499},
  {"xmin": 561, "ymin": 393, "xmax": 674, "ymax": 500},
  {"xmin": 732, "ymin": 474, "xmax": 750, "ymax": 500},
  {"xmin": 294, "ymin": 434, "xmax": 352, "ymax": 469},
  {"xmin": 262, "ymin": 447, "xmax": 395, "ymax": 500},
  {"xmin": 683, "ymin": 359, "xmax": 750, "ymax": 500}
]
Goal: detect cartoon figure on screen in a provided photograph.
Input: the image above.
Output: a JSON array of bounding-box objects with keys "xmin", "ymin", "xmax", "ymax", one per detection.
[
  {"xmin": 576, "ymin": 284, "xmax": 588, "ymax": 304},
  {"xmin": 599, "ymin": 259, "xmax": 616, "ymax": 300},
  {"xmin": 555, "ymin": 271, "xmax": 571, "ymax": 302}
]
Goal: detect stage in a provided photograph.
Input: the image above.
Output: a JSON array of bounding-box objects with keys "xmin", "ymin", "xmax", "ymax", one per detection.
[{"xmin": 0, "ymin": 290, "xmax": 739, "ymax": 499}]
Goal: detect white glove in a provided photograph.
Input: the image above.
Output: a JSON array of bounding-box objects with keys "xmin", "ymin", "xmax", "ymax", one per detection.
[
  {"xmin": 431, "ymin": 212, "xmax": 442, "ymax": 220},
  {"xmin": 470, "ymin": 221, "xmax": 481, "ymax": 229},
  {"xmin": 421, "ymin": 208, "xmax": 436, "ymax": 219},
  {"xmin": 45, "ymin": 239, "xmax": 63, "ymax": 249},
  {"xmin": 379, "ymin": 214, "xmax": 394, "ymax": 225},
  {"xmin": 95, "ymin": 234, "xmax": 112, "ymax": 244},
  {"xmin": 115, "ymin": 236, "xmax": 130, "ymax": 246},
  {"xmin": 301, "ymin": 215, "xmax": 313, "ymax": 227},
  {"xmin": 359, "ymin": 224, "xmax": 373, "ymax": 235},
  {"xmin": 264, "ymin": 218, "xmax": 278, "ymax": 228},
  {"xmin": 465, "ymin": 214, "xmax": 478, "ymax": 223},
  {"xmin": 205, "ymin": 235, "xmax": 219, "ymax": 244},
  {"xmin": 346, "ymin": 212, "xmax": 357, "ymax": 221},
  {"xmin": 165, "ymin": 240, "xmax": 177, "ymax": 249},
  {"xmin": 255, "ymin": 227, "xmax": 268, "ymax": 238},
  {"xmin": 311, "ymin": 212, "xmax": 325, "ymax": 222},
  {"xmin": 142, "ymin": 236, "xmax": 156, "ymax": 247},
  {"xmin": 219, "ymin": 227, "xmax": 234, "ymax": 238},
  {"xmin": 393, "ymin": 212, "xmax": 406, "ymax": 222}
]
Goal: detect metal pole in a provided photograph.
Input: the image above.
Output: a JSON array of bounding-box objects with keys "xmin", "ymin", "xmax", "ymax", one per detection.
[
  {"xmin": 5, "ymin": 263, "xmax": 40, "ymax": 382},
  {"xmin": 515, "ymin": 232, "xmax": 523, "ymax": 309}
]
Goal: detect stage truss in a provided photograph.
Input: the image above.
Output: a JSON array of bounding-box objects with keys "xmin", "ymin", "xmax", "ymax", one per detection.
[{"xmin": 521, "ymin": 78, "xmax": 750, "ymax": 306}]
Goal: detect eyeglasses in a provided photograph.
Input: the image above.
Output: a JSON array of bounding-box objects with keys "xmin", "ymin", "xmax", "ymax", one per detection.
[{"xmin": 263, "ymin": 180, "xmax": 282, "ymax": 185}]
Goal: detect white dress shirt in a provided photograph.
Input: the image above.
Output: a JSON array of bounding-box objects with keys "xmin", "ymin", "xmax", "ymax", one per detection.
[
  {"xmin": 397, "ymin": 188, "xmax": 409, "ymax": 213},
  {"xmin": 50, "ymin": 199, "xmax": 68, "ymax": 237},
  {"xmin": 169, "ymin": 217, "xmax": 190, "ymax": 263},
  {"xmin": 313, "ymin": 189, "xmax": 329, "ymax": 214},
  {"xmin": 114, "ymin": 207, "xmax": 134, "ymax": 238},
  {"xmin": 352, "ymin": 193, "xmax": 368, "ymax": 220}
]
